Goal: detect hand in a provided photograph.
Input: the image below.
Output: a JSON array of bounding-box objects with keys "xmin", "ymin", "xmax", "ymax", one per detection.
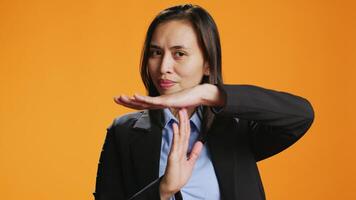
[
  {"xmin": 159, "ymin": 108, "xmax": 203, "ymax": 199},
  {"xmin": 113, "ymin": 83, "xmax": 226, "ymax": 110}
]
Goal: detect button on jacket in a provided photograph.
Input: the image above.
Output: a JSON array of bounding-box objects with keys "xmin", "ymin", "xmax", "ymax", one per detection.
[{"xmin": 93, "ymin": 84, "xmax": 315, "ymax": 200}]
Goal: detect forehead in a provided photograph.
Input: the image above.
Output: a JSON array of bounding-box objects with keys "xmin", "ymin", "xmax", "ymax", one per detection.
[{"xmin": 150, "ymin": 20, "xmax": 199, "ymax": 48}]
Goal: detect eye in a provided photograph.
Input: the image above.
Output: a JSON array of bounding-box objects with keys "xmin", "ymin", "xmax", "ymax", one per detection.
[
  {"xmin": 149, "ymin": 49, "xmax": 162, "ymax": 57},
  {"xmin": 174, "ymin": 51, "xmax": 186, "ymax": 58}
]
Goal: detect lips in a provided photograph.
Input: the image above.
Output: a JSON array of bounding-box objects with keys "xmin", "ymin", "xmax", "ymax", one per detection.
[
  {"xmin": 158, "ymin": 79, "xmax": 176, "ymax": 89},
  {"xmin": 159, "ymin": 79, "xmax": 175, "ymax": 84}
]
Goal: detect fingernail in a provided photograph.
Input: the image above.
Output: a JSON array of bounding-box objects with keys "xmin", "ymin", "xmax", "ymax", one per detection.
[{"xmin": 179, "ymin": 109, "xmax": 184, "ymax": 116}]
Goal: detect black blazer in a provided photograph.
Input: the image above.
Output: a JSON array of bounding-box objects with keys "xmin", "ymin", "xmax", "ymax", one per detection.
[{"xmin": 93, "ymin": 84, "xmax": 315, "ymax": 200}]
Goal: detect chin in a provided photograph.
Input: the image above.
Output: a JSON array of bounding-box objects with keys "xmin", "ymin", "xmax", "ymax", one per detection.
[
  {"xmin": 158, "ymin": 88, "xmax": 181, "ymax": 95},
  {"xmin": 159, "ymin": 90, "xmax": 175, "ymax": 95}
]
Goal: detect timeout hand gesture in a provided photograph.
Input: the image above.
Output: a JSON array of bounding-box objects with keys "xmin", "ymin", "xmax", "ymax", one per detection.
[
  {"xmin": 113, "ymin": 83, "xmax": 225, "ymax": 199},
  {"xmin": 113, "ymin": 83, "xmax": 225, "ymax": 111}
]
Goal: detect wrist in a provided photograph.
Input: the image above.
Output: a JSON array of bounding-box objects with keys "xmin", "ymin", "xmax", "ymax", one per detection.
[
  {"xmin": 159, "ymin": 181, "xmax": 175, "ymax": 200},
  {"xmin": 201, "ymin": 83, "xmax": 226, "ymax": 107}
]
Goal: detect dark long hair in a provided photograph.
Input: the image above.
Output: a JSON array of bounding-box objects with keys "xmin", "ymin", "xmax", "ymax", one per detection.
[{"xmin": 140, "ymin": 4, "xmax": 224, "ymax": 142}]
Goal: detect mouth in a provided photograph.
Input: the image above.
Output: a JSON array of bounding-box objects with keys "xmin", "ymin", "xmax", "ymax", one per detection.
[{"xmin": 158, "ymin": 79, "xmax": 176, "ymax": 90}]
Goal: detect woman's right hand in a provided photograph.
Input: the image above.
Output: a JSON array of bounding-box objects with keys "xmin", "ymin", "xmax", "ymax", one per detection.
[{"xmin": 159, "ymin": 108, "xmax": 203, "ymax": 200}]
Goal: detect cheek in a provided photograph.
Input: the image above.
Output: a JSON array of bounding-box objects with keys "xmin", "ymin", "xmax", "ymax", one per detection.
[
  {"xmin": 147, "ymin": 60, "xmax": 158, "ymax": 77},
  {"xmin": 180, "ymin": 59, "xmax": 204, "ymax": 77},
  {"xmin": 178, "ymin": 65, "xmax": 204, "ymax": 85}
]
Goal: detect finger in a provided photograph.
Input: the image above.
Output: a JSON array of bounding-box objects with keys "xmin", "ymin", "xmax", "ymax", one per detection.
[
  {"xmin": 181, "ymin": 108, "xmax": 191, "ymax": 153},
  {"xmin": 127, "ymin": 97, "xmax": 151, "ymax": 108},
  {"xmin": 134, "ymin": 94, "xmax": 162, "ymax": 106},
  {"xmin": 180, "ymin": 108, "xmax": 191, "ymax": 159},
  {"xmin": 169, "ymin": 122, "xmax": 180, "ymax": 158},
  {"xmin": 171, "ymin": 109, "xmax": 184, "ymax": 158},
  {"xmin": 178, "ymin": 109, "xmax": 186, "ymax": 145},
  {"xmin": 188, "ymin": 141, "xmax": 203, "ymax": 164},
  {"xmin": 131, "ymin": 94, "xmax": 166, "ymax": 108},
  {"xmin": 114, "ymin": 96, "xmax": 130, "ymax": 106},
  {"xmin": 131, "ymin": 97, "xmax": 164, "ymax": 109},
  {"xmin": 113, "ymin": 96, "xmax": 123, "ymax": 105},
  {"xmin": 114, "ymin": 99, "xmax": 141, "ymax": 110},
  {"xmin": 184, "ymin": 108, "xmax": 190, "ymax": 140},
  {"xmin": 114, "ymin": 96, "xmax": 145, "ymax": 110},
  {"xmin": 184, "ymin": 108, "xmax": 190, "ymax": 135},
  {"xmin": 115, "ymin": 95, "xmax": 164, "ymax": 110},
  {"xmin": 135, "ymin": 94, "xmax": 173, "ymax": 108},
  {"xmin": 120, "ymin": 95, "xmax": 137, "ymax": 104},
  {"xmin": 122, "ymin": 95, "xmax": 156, "ymax": 109}
]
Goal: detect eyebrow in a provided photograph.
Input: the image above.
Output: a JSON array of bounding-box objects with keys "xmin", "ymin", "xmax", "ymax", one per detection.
[{"xmin": 149, "ymin": 44, "xmax": 191, "ymax": 50}]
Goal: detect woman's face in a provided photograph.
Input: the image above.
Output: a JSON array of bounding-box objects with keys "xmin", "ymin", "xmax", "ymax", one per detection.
[{"xmin": 148, "ymin": 20, "xmax": 210, "ymax": 95}]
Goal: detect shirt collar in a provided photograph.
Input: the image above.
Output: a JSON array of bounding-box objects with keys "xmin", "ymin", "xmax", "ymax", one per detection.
[{"xmin": 162, "ymin": 105, "xmax": 203, "ymax": 132}]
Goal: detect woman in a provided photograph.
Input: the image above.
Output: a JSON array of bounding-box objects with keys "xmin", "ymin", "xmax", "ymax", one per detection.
[{"xmin": 93, "ymin": 4, "xmax": 314, "ymax": 200}]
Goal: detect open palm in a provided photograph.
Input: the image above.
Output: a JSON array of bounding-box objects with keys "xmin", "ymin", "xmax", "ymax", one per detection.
[{"xmin": 114, "ymin": 84, "xmax": 206, "ymax": 110}]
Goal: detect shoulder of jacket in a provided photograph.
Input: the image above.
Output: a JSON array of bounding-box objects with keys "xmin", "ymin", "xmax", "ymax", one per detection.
[{"xmin": 106, "ymin": 110, "xmax": 145, "ymax": 130}]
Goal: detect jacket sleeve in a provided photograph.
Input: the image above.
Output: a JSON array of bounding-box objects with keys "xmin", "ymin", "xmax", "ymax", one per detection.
[
  {"xmin": 93, "ymin": 122, "xmax": 126, "ymax": 200},
  {"xmin": 211, "ymin": 84, "xmax": 315, "ymax": 162},
  {"xmin": 93, "ymin": 120, "xmax": 163, "ymax": 200}
]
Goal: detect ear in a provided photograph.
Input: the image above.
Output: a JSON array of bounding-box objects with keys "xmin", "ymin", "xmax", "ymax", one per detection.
[{"xmin": 203, "ymin": 62, "xmax": 210, "ymax": 76}]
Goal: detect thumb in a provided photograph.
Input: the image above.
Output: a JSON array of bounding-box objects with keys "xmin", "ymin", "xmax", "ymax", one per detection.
[{"xmin": 187, "ymin": 141, "xmax": 203, "ymax": 164}]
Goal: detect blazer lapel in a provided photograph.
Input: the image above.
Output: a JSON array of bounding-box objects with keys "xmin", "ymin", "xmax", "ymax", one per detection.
[
  {"xmin": 128, "ymin": 109, "xmax": 164, "ymax": 188},
  {"xmin": 126, "ymin": 109, "xmax": 243, "ymax": 199}
]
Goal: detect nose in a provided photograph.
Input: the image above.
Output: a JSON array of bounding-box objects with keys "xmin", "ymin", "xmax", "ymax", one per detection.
[{"xmin": 159, "ymin": 52, "xmax": 174, "ymax": 74}]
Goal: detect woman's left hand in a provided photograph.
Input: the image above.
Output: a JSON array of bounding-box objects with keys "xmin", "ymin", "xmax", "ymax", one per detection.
[{"xmin": 113, "ymin": 83, "xmax": 225, "ymax": 110}]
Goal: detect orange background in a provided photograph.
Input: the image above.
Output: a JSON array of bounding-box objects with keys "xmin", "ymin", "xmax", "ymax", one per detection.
[{"xmin": 0, "ymin": 0, "xmax": 355, "ymax": 199}]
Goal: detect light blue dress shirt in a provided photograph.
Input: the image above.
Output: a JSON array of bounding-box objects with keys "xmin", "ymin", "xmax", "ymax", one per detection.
[{"xmin": 159, "ymin": 106, "xmax": 220, "ymax": 200}]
